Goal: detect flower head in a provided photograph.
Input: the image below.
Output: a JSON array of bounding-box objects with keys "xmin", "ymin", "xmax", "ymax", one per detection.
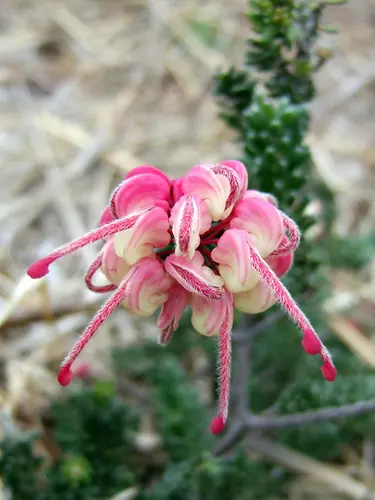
[{"xmin": 27, "ymin": 160, "xmax": 336, "ymax": 434}]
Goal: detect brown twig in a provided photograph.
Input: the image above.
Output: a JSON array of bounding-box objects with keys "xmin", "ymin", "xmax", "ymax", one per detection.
[{"xmin": 215, "ymin": 398, "xmax": 375, "ymax": 456}]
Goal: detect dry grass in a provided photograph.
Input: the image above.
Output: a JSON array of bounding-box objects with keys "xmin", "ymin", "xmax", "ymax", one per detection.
[{"xmin": 0, "ymin": 0, "xmax": 375, "ymax": 498}]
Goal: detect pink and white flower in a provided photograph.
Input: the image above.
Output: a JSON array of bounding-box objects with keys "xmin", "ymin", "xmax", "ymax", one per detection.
[{"xmin": 27, "ymin": 160, "xmax": 336, "ymax": 435}]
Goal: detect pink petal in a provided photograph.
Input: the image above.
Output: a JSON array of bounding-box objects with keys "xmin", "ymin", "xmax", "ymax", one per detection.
[
  {"xmin": 101, "ymin": 239, "xmax": 132, "ymax": 285},
  {"xmin": 124, "ymin": 165, "xmax": 172, "ymax": 186},
  {"xmin": 211, "ymin": 163, "xmax": 241, "ymax": 210},
  {"xmin": 121, "ymin": 256, "xmax": 173, "ymax": 316},
  {"xmin": 164, "ymin": 252, "xmax": 225, "ymax": 300},
  {"xmin": 114, "ymin": 207, "xmax": 170, "ymax": 265},
  {"xmin": 265, "ymin": 243, "xmax": 294, "ymax": 277},
  {"xmin": 157, "ymin": 283, "xmax": 190, "ymax": 344},
  {"xmin": 99, "ymin": 206, "xmax": 115, "ymax": 226},
  {"xmin": 217, "ymin": 160, "xmax": 248, "ymax": 198},
  {"xmin": 191, "ymin": 293, "xmax": 227, "ymax": 337},
  {"xmin": 211, "ymin": 229, "xmax": 261, "ymax": 293},
  {"xmin": 111, "ymin": 173, "xmax": 171, "ymax": 218},
  {"xmin": 230, "ymin": 195, "xmax": 284, "ymax": 256},
  {"xmin": 85, "ymin": 250, "xmax": 117, "ymax": 293},
  {"xmin": 182, "ymin": 164, "xmax": 230, "ymax": 221},
  {"xmin": 234, "ymin": 280, "xmax": 277, "ymax": 313},
  {"xmin": 170, "ymin": 194, "xmax": 212, "ymax": 259},
  {"xmin": 244, "ymin": 189, "xmax": 278, "ymax": 207},
  {"xmin": 172, "ymin": 177, "xmax": 184, "ymax": 203}
]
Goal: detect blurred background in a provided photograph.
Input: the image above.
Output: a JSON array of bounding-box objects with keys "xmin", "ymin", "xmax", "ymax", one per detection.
[{"xmin": 1, "ymin": 1, "xmax": 375, "ymax": 499}]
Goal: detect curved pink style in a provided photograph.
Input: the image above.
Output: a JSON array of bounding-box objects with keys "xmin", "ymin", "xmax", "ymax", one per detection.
[
  {"xmin": 27, "ymin": 209, "xmax": 152, "ymax": 279},
  {"xmin": 271, "ymin": 212, "xmax": 301, "ymax": 256},
  {"xmin": 165, "ymin": 252, "xmax": 225, "ymax": 300},
  {"xmin": 26, "ymin": 159, "xmax": 337, "ymax": 437},
  {"xmin": 85, "ymin": 251, "xmax": 117, "ymax": 293}
]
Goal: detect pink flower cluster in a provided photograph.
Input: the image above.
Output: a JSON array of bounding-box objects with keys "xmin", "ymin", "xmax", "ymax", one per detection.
[{"xmin": 27, "ymin": 161, "xmax": 336, "ymax": 435}]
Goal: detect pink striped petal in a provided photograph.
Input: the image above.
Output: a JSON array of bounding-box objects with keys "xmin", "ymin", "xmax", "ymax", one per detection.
[
  {"xmin": 170, "ymin": 194, "xmax": 211, "ymax": 259},
  {"xmin": 101, "ymin": 239, "xmax": 132, "ymax": 285},
  {"xmin": 114, "ymin": 207, "xmax": 170, "ymax": 265},
  {"xmin": 271, "ymin": 212, "xmax": 301, "ymax": 256},
  {"xmin": 157, "ymin": 283, "xmax": 190, "ymax": 344},
  {"xmin": 111, "ymin": 173, "xmax": 171, "ymax": 218},
  {"xmin": 230, "ymin": 195, "xmax": 283, "ymax": 256},
  {"xmin": 121, "ymin": 256, "xmax": 173, "ymax": 316},
  {"xmin": 211, "ymin": 163, "xmax": 242, "ymax": 210},
  {"xmin": 182, "ymin": 164, "xmax": 230, "ymax": 221},
  {"xmin": 164, "ymin": 252, "xmax": 225, "ymax": 300},
  {"xmin": 211, "ymin": 229, "xmax": 261, "ymax": 293},
  {"xmin": 217, "ymin": 160, "xmax": 248, "ymax": 198}
]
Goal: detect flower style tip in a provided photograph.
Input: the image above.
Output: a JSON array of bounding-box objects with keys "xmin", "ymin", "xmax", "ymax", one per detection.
[
  {"xmin": 58, "ymin": 366, "xmax": 73, "ymax": 386},
  {"xmin": 211, "ymin": 416, "xmax": 226, "ymax": 435},
  {"xmin": 239, "ymin": 230, "xmax": 336, "ymax": 381},
  {"xmin": 27, "ymin": 209, "xmax": 151, "ymax": 279}
]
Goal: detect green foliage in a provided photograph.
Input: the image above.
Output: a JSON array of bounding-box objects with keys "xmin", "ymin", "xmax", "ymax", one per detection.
[
  {"xmin": 0, "ymin": 432, "xmax": 44, "ymax": 499},
  {"xmin": 247, "ymin": 0, "xmax": 324, "ymax": 103},
  {"xmin": 139, "ymin": 451, "xmax": 288, "ymax": 500},
  {"xmin": 311, "ymin": 231, "xmax": 375, "ymax": 270},
  {"xmin": 0, "ymin": 382, "xmax": 139, "ymax": 499},
  {"xmin": 113, "ymin": 344, "xmax": 212, "ymax": 461}
]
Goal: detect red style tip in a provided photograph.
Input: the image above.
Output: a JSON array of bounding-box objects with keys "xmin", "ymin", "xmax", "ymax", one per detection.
[
  {"xmin": 58, "ymin": 367, "xmax": 73, "ymax": 386},
  {"xmin": 27, "ymin": 258, "xmax": 54, "ymax": 279},
  {"xmin": 301, "ymin": 334, "xmax": 321, "ymax": 355},
  {"xmin": 321, "ymin": 362, "xmax": 337, "ymax": 382},
  {"xmin": 210, "ymin": 416, "xmax": 226, "ymax": 435}
]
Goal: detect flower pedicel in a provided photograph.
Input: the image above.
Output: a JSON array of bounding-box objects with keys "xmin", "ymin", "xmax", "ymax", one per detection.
[{"xmin": 27, "ymin": 161, "xmax": 336, "ymax": 435}]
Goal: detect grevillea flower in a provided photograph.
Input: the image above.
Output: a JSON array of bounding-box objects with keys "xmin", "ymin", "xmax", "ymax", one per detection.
[{"xmin": 27, "ymin": 161, "xmax": 336, "ymax": 435}]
